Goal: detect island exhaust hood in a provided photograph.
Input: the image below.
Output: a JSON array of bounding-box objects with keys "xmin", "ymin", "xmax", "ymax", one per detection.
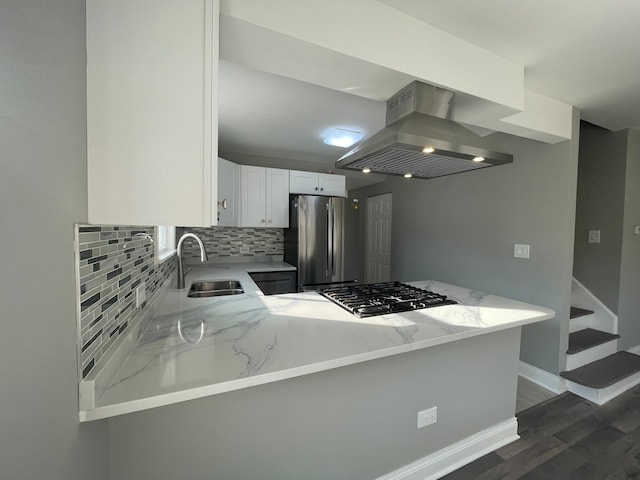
[{"xmin": 335, "ymin": 81, "xmax": 513, "ymax": 179}]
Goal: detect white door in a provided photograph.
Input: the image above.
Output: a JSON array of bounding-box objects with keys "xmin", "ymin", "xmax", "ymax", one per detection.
[{"xmin": 366, "ymin": 193, "xmax": 392, "ymax": 283}]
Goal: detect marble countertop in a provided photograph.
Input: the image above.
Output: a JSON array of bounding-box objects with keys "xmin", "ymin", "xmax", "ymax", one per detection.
[{"xmin": 79, "ymin": 263, "xmax": 554, "ymax": 421}]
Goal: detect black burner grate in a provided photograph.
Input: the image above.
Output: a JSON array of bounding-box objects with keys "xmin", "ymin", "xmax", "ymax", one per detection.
[{"xmin": 319, "ymin": 281, "xmax": 456, "ymax": 317}]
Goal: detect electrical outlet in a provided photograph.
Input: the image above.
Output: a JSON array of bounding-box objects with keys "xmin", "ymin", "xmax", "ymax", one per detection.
[
  {"xmin": 514, "ymin": 244, "xmax": 530, "ymax": 259},
  {"xmin": 588, "ymin": 230, "xmax": 601, "ymax": 243},
  {"xmin": 417, "ymin": 407, "xmax": 437, "ymax": 429},
  {"xmin": 135, "ymin": 282, "xmax": 146, "ymax": 308}
]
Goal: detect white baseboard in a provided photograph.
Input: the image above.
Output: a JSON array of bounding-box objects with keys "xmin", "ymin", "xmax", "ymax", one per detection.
[
  {"xmin": 627, "ymin": 345, "xmax": 640, "ymax": 355},
  {"xmin": 376, "ymin": 418, "xmax": 518, "ymax": 480},
  {"xmin": 519, "ymin": 361, "xmax": 566, "ymax": 394}
]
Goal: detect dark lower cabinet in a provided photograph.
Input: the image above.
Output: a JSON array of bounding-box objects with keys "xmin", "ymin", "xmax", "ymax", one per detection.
[{"xmin": 249, "ymin": 271, "xmax": 297, "ymax": 295}]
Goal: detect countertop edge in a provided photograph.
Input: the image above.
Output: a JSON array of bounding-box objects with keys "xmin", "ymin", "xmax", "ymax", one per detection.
[{"xmin": 79, "ymin": 308, "xmax": 554, "ymax": 422}]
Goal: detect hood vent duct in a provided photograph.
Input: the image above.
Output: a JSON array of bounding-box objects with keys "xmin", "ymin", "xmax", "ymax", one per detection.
[{"xmin": 335, "ymin": 81, "xmax": 513, "ymax": 179}]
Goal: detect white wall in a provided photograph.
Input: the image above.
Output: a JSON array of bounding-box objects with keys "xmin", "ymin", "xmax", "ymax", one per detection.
[{"xmin": 0, "ymin": 1, "xmax": 109, "ymax": 478}]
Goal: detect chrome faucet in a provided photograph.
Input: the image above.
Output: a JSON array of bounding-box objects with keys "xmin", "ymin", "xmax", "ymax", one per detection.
[{"xmin": 176, "ymin": 233, "xmax": 208, "ymax": 289}]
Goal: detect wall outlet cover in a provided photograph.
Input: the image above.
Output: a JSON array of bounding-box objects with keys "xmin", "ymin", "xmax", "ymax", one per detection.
[
  {"xmin": 588, "ymin": 230, "xmax": 601, "ymax": 244},
  {"xmin": 514, "ymin": 244, "xmax": 530, "ymax": 259},
  {"xmin": 135, "ymin": 282, "xmax": 146, "ymax": 308},
  {"xmin": 417, "ymin": 407, "xmax": 437, "ymax": 429}
]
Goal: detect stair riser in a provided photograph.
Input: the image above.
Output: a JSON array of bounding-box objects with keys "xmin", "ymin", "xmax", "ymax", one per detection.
[
  {"xmin": 565, "ymin": 340, "xmax": 618, "ymax": 370},
  {"xmin": 569, "ymin": 314, "xmax": 593, "ymax": 333},
  {"xmin": 571, "ymin": 279, "xmax": 618, "ymax": 333},
  {"xmin": 565, "ymin": 371, "xmax": 640, "ymax": 405},
  {"xmin": 569, "ymin": 312, "xmax": 616, "ymax": 334}
]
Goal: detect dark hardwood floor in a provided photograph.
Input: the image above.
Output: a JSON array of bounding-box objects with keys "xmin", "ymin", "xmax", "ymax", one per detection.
[{"xmin": 442, "ymin": 384, "xmax": 640, "ymax": 479}]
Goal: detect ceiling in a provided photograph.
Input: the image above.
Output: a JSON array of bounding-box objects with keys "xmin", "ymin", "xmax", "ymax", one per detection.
[{"xmin": 218, "ymin": 1, "xmax": 640, "ymax": 188}]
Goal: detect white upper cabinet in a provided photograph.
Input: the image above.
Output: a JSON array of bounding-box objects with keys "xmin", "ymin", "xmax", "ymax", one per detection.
[
  {"xmin": 289, "ymin": 170, "xmax": 346, "ymax": 197},
  {"xmin": 217, "ymin": 157, "xmax": 239, "ymax": 226},
  {"xmin": 318, "ymin": 173, "xmax": 346, "ymax": 197},
  {"xmin": 265, "ymin": 168, "xmax": 289, "ymax": 228},
  {"xmin": 240, "ymin": 166, "xmax": 289, "ymax": 228},
  {"xmin": 86, "ymin": 0, "xmax": 219, "ymax": 227}
]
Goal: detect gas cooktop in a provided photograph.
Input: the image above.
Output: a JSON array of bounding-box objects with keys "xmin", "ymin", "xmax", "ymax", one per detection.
[{"xmin": 319, "ymin": 281, "xmax": 456, "ymax": 318}]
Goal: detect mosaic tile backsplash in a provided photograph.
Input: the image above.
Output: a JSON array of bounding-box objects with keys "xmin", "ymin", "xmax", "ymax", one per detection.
[
  {"xmin": 75, "ymin": 225, "xmax": 176, "ymax": 379},
  {"xmin": 176, "ymin": 227, "xmax": 283, "ymax": 261}
]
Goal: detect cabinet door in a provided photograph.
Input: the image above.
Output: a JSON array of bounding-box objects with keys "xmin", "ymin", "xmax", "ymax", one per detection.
[
  {"xmin": 240, "ymin": 166, "xmax": 266, "ymax": 227},
  {"xmin": 289, "ymin": 170, "xmax": 319, "ymax": 195},
  {"xmin": 86, "ymin": 0, "xmax": 218, "ymax": 226},
  {"xmin": 217, "ymin": 158, "xmax": 239, "ymax": 226},
  {"xmin": 265, "ymin": 168, "xmax": 290, "ymax": 228},
  {"xmin": 318, "ymin": 174, "xmax": 346, "ymax": 197}
]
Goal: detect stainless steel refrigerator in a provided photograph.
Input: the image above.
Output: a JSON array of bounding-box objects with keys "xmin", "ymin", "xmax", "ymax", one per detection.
[{"xmin": 284, "ymin": 195, "xmax": 361, "ymax": 291}]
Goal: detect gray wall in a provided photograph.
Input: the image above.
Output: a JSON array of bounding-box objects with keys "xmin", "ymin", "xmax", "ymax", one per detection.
[
  {"xmin": 618, "ymin": 129, "xmax": 640, "ymax": 348},
  {"xmin": 109, "ymin": 328, "xmax": 521, "ymax": 480},
  {"xmin": 353, "ymin": 112, "xmax": 580, "ymax": 375},
  {"xmin": 573, "ymin": 122, "xmax": 627, "ymax": 313},
  {"xmin": 0, "ymin": 1, "xmax": 109, "ymax": 478}
]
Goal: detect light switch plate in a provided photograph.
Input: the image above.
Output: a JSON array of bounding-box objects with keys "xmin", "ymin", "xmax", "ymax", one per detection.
[
  {"xmin": 514, "ymin": 244, "xmax": 530, "ymax": 259},
  {"xmin": 588, "ymin": 230, "xmax": 601, "ymax": 243},
  {"xmin": 634, "ymin": 225, "xmax": 640, "ymax": 236}
]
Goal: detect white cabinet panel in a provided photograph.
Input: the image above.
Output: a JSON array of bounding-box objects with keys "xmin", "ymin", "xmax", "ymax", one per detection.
[
  {"xmin": 217, "ymin": 158, "xmax": 239, "ymax": 226},
  {"xmin": 240, "ymin": 166, "xmax": 289, "ymax": 228},
  {"xmin": 289, "ymin": 170, "xmax": 319, "ymax": 195},
  {"xmin": 289, "ymin": 170, "xmax": 346, "ymax": 197},
  {"xmin": 265, "ymin": 168, "xmax": 289, "ymax": 228},
  {"xmin": 86, "ymin": 0, "xmax": 218, "ymax": 226},
  {"xmin": 318, "ymin": 174, "xmax": 346, "ymax": 197},
  {"xmin": 240, "ymin": 166, "xmax": 266, "ymax": 227}
]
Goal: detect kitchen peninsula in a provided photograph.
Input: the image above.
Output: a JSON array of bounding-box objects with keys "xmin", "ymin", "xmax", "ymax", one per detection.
[
  {"xmin": 90, "ymin": 263, "xmax": 554, "ymax": 479},
  {"xmin": 81, "ymin": 264, "xmax": 553, "ymax": 420}
]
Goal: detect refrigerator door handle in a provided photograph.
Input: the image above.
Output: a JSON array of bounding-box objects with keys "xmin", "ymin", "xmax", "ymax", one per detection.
[
  {"xmin": 330, "ymin": 201, "xmax": 336, "ymax": 276},
  {"xmin": 326, "ymin": 202, "xmax": 331, "ymax": 277}
]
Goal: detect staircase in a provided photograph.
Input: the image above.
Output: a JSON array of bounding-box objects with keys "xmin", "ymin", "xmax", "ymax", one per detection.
[{"xmin": 559, "ymin": 279, "xmax": 640, "ymax": 404}]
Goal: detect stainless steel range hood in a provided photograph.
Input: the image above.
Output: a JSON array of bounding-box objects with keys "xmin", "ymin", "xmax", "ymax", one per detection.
[{"xmin": 336, "ymin": 81, "xmax": 513, "ymax": 179}]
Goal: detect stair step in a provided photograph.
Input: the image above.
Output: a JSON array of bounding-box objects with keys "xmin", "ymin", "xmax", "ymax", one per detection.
[
  {"xmin": 570, "ymin": 306, "xmax": 594, "ymax": 319},
  {"xmin": 567, "ymin": 328, "xmax": 620, "ymax": 354},
  {"xmin": 560, "ymin": 351, "xmax": 640, "ymax": 388}
]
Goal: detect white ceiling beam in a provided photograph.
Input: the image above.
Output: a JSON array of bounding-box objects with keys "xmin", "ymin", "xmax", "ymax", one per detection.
[
  {"xmin": 220, "ymin": 0, "xmax": 574, "ymax": 143},
  {"xmin": 220, "ymin": 0, "xmax": 524, "ymax": 112}
]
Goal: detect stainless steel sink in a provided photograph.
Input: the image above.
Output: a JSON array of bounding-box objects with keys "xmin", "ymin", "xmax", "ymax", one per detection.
[{"xmin": 187, "ymin": 280, "xmax": 244, "ymax": 298}]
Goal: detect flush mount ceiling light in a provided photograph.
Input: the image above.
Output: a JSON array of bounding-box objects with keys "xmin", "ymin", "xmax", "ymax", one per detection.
[
  {"xmin": 403, "ymin": 173, "xmax": 413, "ymax": 178},
  {"xmin": 362, "ymin": 167, "xmax": 371, "ymax": 173},
  {"xmin": 422, "ymin": 147, "xmax": 435, "ymax": 154},
  {"xmin": 323, "ymin": 128, "xmax": 363, "ymax": 148},
  {"xmin": 472, "ymin": 156, "xmax": 485, "ymax": 162}
]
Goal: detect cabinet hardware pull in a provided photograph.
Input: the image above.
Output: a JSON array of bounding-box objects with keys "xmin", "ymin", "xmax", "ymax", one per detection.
[{"xmin": 217, "ymin": 199, "xmax": 228, "ymax": 209}]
